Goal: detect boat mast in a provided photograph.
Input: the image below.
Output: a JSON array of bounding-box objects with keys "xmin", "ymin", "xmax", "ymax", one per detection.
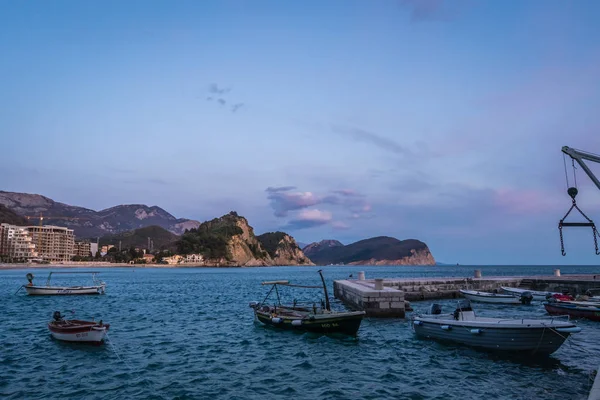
[{"xmin": 317, "ymin": 269, "xmax": 331, "ymax": 311}]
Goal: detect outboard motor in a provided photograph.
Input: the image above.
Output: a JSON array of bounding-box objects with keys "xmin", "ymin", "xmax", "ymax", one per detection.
[
  {"xmin": 429, "ymin": 304, "xmax": 442, "ymax": 315},
  {"xmin": 520, "ymin": 291, "xmax": 533, "ymax": 305},
  {"xmin": 52, "ymin": 311, "xmax": 64, "ymax": 322}
]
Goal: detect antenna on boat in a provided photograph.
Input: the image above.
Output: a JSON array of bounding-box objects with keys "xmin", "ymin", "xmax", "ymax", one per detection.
[{"xmin": 317, "ymin": 269, "xmax": 331, "ymax": 311}]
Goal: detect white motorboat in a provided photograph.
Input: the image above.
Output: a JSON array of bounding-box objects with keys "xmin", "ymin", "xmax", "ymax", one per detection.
[
  {"xmin": 412, "ymin": 300, "xmax": 582, "ymax": 355},
  {"xmin": 21, "ymin": 272, "xmax": 106, "ymax": 295},
  {"xmin": 460, "ymin": 289, "xmax": 532, "ymax": 304},
  {"xmin": 48, "ymin": 311, "xmax": 109, "ymax": 343},
  {"xmin": 501, "ymin": 286, "xmax": 559, "ymax": 301}
]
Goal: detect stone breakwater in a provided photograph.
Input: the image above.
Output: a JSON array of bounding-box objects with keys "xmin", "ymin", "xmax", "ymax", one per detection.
[{"xmin": 334, "ymin": 271, "xmax": 600, "ymax": 317}]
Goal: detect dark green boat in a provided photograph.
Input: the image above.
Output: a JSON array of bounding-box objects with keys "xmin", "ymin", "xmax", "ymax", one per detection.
[{"xmin": 249, "ymin": 270, "xmax": 365, "ymax": 336}]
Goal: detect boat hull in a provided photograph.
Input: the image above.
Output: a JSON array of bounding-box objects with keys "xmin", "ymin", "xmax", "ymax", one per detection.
[
  {"xmin": 48, "ymin": 321, "xmax": 109, "ymax": 343},
  {"xmin": 25, "ymin": 285, "xmax": 105, "ymax": 295},
  {"xmin": 413, "ymin": 317, "xmax": 575, "ymax": 355},
  {"xmin": 501, "ymin": 287, "xmax": 553, "ymax": 301},
  {"xmin": 255, "ymin": 310, "xmax": 365, "ymax": 335},
  {"xmin": 460, "ymin": 290, "xmax": 522, "ymax": 304},
  {"xmin": 544, "ymin": 303, "xmax": 600, "ymax": 322}
]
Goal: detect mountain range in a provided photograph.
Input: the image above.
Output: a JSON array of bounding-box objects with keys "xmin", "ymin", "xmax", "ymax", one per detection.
[
  {"xmin": 0, "ymin": 191, "xmax": 200, "ymax": 238},
  {"xmin": 0, "ymin": 190, "xmax": 436, "ymax": 266}
]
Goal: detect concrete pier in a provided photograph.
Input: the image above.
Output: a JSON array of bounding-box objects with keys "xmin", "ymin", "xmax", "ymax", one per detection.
[
  {"xmin": 334, "ymin": 273, "xmax": 600, "ymax": 318},
  {"xmin": 333, "ymin": 279, "xmax": 406, "ymax": 317}
]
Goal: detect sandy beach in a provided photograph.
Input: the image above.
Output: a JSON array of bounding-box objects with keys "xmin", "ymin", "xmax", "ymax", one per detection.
[{"xmin": 0, "ymin": 262, "xmax": 221, "ymax": 270}]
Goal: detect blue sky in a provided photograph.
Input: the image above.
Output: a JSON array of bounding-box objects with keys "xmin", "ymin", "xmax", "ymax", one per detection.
[{"xmin": 2, "ymin": 0, "xmax": 600, "ymax": 264}]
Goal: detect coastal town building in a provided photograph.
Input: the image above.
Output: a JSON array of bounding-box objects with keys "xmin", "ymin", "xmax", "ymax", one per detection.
[
  {"xmin": 27, "ymin": 225, "xmax": 75, "ymax": 263},
  {"xmin": 143, "ymin": 253, "xmax": 155, "ymax": 263},
  {"xmin": 90, "ymin": 242, "xmax": 99, "ymax": 257},
  {"xmin": 74, "ymin": 241, "xmax": 92, "ymax": 258},
  {"xmin": 185, "ymin": 254, "xmax": 203, "ymax": 263},
  {"xmin": 0, "ymin": 223, "xmax": 38, "ymax": 261}
]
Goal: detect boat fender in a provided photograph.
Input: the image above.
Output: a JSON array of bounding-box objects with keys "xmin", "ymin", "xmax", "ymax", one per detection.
[
  {"xmin": 470, "ymin": 329, "xmax": 482, "ymax": 335},
  {"xmin": 555, "ymin": 326, "xmax": 582, "ymax": 334},
  {"xmin": 441, "ymin": 325, "xmax": 451, "ymax": 331},
  {"xmin": 413, "ymin": 320, "xmax": 423, "ymax": 326},
  {"xmin": 291, "ymin": 320, "xmax": 303, "ymax": 326},
  {"xmin": 271, "ymin": 317, "xmax": 283, "ymax": 324}
]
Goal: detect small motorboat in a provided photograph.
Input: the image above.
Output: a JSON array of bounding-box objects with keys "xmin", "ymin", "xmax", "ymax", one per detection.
[
  {"xmin": 501, "ymin": 286, "xmax": 560, "ymax": 301},
  {"xmin": 250, "ymin": 270, "xmax": 366, "ymax": 336},
  {"xmin": 412, "ymin": 300, "xmax": 581, "ymax": 355},
  {"xmin": 21, "ymin": 272, "xmax": 106, "ymax": 295},
  {"xmin": 460, "ymin": 289, "xmax": 533, "ymax": 304},
  {"xmin": 48, "ymin": 311, "xmax": 110, "ymax": 343}
]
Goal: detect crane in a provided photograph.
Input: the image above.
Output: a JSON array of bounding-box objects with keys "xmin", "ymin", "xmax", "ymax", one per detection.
[
  {"xmin": 24, "ymin": 213, "xmax": 88, "ymax": 255},
  {"xmin": 559, "ymin": 146, "xmax": 600, "ymax": 255}
]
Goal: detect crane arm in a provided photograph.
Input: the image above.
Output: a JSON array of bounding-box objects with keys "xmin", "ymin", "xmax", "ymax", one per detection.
[{"xmin": 562, "ymin": 146, "xmax": 600, "ymax": 192}]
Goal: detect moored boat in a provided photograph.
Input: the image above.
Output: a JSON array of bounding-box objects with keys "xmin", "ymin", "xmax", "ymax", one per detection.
[
  {"xmin": 501, "ymin": 286, "xmax": 559, "ymax": 301},
  {"xmin": 460, "ymin": 289, "xmax": 533, "ymax": 304},
  {"xmin": 48, "ymin": 311, "xmax": 110, "ymax": 343},
  {"xmin": 250, "ymin": 270, "xmax": 366, "ymax": 336},
  {"xmin": 544, "ymin": 300, "xmax": 600, "ymax": 322},
  {"xmin": 22, "ymin": 272, "xmax": 106, "ymax": 295},
  {"xmin": 412, "ymin": 300, "xmax": 581, "ymax": 355}
]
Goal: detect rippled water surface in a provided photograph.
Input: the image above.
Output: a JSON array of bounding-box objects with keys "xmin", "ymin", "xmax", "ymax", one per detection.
[{"xmin": 2, "ymin": 264, "xmax": 600, "ymax": 400}]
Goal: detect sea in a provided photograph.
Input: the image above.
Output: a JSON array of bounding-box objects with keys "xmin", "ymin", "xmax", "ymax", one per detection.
[{"xmin": 2, "ymin": 264, "xmax": 600, "ymax": 400}]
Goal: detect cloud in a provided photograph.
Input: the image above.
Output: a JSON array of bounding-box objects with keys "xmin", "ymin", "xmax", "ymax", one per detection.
[
  {"xmin": 331, "ymin": 125, "xmax": 411, "ymax": 156},
  {"xmin": 266, "ymin": 186, "xmax": 322, "ymax": 217},
  {"xmin": 264, "ymin": 186, "xmax": 373, "ymax": 234},
  {"xmin": 283, "ymin": 209, "xmax": 332, "ymax": 230},
  {"xmin": 208, "ymin": 83, "xmax": 231, "ymax": 95},
  {"xmin": 231, "ymin": 103, "xmax": 244, "ymax": 113},
  {"xmin": 217, "ymin": 98, "xmax": 226, "ymax": 106},
  {"xmin": 399, "ymin": 0, "xmax": 467, "ymax": 22}
]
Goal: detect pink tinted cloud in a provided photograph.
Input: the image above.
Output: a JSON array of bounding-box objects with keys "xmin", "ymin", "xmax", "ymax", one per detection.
[
  {"xmin": 493, "ymin": 188, "xmax": 562, "ymax": 215},
  {"xmin": 297, "ymin": 209, "xmax": 332, "ymax": 223}
]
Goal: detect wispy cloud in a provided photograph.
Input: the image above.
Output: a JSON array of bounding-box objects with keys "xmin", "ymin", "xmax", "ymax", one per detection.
[
  {"xmin": 399, "ymin": 0, "xmax": 468, "ymax": 22},
  {"xmin": 206, "ymin": 83, "xmax": 245, "ymax": 113},
  {"xmin": 208, "ymin": 83, "xmax": 231, "ymax": 95},
  {"xmin": 331, "ymin": 125, "xmax": 411, "ymax": 156}
]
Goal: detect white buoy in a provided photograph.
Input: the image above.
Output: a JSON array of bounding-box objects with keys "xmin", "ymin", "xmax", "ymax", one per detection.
[
  {"xmin": 291, "ymin": 320, "xmax": 302, "ymax": 326},
  {"xmin": 271, "ymin": 317, "xmax": 283, "ymax": 324}
]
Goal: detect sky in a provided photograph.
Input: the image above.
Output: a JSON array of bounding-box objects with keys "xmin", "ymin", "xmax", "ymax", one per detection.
[{"xmin": 1, "ymin": 0, "xmax": 600, "ymax": 265}]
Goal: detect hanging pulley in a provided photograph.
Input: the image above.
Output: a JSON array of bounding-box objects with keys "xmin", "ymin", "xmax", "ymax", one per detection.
[{"xmin": 558, "ymin": 187, "xmax": 600, "ymax": 256}]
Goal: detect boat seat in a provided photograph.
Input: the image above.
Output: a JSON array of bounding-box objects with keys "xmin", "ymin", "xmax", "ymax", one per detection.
[{"xmin": 458, "ymin": 311, "xmax": 476, "ymax": 321}]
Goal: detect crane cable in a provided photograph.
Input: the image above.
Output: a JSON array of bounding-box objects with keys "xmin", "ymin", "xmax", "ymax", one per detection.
[{"xmin": 563, "ymin": 153, "xmax": 570, "ymax": 189}]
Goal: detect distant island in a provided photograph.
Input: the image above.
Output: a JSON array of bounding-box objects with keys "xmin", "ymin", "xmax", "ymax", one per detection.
[
  {"xmin": 302, "ymin": 237, "xmax": 435, "ymax": 266},
  {"xmin": 0, "ymin": 190, "xmax": 436, "ymax": 267}
]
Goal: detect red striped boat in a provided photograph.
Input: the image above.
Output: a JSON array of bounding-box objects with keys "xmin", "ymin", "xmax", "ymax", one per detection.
[{"xmin": 48, "ymin": 311, "xmax": 110, "ymax": 343}]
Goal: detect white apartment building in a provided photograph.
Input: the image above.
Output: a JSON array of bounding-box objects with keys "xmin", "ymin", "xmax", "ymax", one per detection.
[
  {"xmin": 27, "ymin": 225, "xmax": 75, "ymax": 263},
  {"xmin": 0, "ymin": 223, "xmax": 38, "ymax": 261}
]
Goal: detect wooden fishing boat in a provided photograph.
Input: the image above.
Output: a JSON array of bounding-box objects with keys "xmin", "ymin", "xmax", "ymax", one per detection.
[
  {"xmin": 544, "ymin": 300, "xmax": 600, "ymax": 322},
  {"xmin": 413, "ymin": 300, "xmax": 581, "ymax": 355},
  {"xmin": 460, "ymin": 289, "xmax": 533, "ymax": 304},
  {"xmin": 21, "ymin": 272, "xmax": 106, "ymax": 295},
  {"xmin": 249, "ymin": 270, "xmax": 365, "ymax": 336},
  {"xmin": 48, "ymin": 311, "xmax": 110, "ymax": 343}
]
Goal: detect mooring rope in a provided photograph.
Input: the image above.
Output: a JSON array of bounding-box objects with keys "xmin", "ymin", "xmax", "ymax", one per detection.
[{"xmin": 106, "ymin": 333, "xmax": 162, "ymax": 398}]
